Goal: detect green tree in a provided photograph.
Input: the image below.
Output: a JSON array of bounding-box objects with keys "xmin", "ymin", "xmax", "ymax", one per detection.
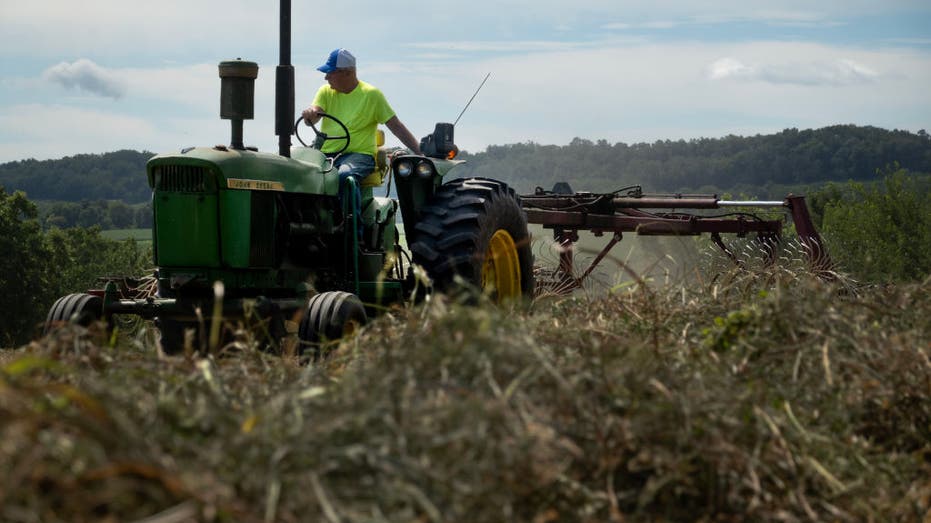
[
  {"xmin": 0, "ymin": 188, "xmax": 153, "ymax": 347},
  {"xmin": 134, "ymin": 203, "xmax": 153, "ymax": 228},
  {"xmin": 45, "ymin": 226, "xmax": 152, "ymax": 297},
  {"xmin": 820, "ymin": 168, "xmax": 931, "ymax": 282},
  {"xmin": 108, "ymin": 201, "xmax": 135, "ymax": 229},
  {"xmin": 0, "ymin": 187, "xmax": 55, "ymax": 346}
]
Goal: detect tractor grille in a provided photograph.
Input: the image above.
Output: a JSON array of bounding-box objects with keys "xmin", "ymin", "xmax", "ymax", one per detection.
[
  {"xmin": 153, "ymin": 165, "xmax": 211, "ymax": 193},
  {"xmin": 250, "ymin": 192, "xmax": 276, "ymax": 266}
]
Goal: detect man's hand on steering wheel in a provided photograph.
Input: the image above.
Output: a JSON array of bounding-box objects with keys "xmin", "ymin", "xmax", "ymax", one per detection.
[
  {"xmin": 301, "ymin": 107, "xmax": 321, "ymax": 125},
  {"xmin": 293, "ymin": 112, "xmax": 351, "ymax": 155}
]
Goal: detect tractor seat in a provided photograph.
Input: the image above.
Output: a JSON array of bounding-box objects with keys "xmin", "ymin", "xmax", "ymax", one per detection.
[{"xmin": 360, "ymin": 129, "xmax": 389, "ymax": 188}]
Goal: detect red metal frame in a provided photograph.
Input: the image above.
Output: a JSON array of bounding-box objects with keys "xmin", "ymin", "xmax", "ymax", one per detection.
[{"xmin": 521, "ymin": 188, "xmax": 831, "ymax": 292}]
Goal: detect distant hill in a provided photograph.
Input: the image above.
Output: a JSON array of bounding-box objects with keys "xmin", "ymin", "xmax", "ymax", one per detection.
[
  {"xmin": 1, "ymin": 125, "xmax": 929, "ymax": 204},
  {"xmin": 458, "ymin": 125, "xmax": 931, "ymax": 196},
  {"xmin": 0, "ymin": 150, "xmax": 155, "ymax": 203}
]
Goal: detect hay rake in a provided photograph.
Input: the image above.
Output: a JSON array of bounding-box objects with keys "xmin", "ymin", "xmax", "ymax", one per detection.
[{"xmin": 521, "ymin": 184, "xmax": 832, "ymax": 294}]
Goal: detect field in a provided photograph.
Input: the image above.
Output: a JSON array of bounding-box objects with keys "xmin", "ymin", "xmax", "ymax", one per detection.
[
  {"xmin": 2, "ymin": 260, "xmax": 929, "ymax": 522},
  {"xmin": 99, "ymin": 228, "xmax": 152, "ymax": 243}
]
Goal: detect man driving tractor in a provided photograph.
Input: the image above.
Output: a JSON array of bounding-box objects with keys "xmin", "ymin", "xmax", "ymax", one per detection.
[{"xmin": 301, "ymin": 48, "xmax": 422, "ymax": 232}]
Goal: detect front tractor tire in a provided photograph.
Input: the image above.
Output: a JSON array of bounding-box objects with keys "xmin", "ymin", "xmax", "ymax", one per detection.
[
  {"xmin": 298, "ymin": 291, "xmax": 367, "ymax": 358},
  {"xmin": 410, "ymin": 178, "xmax": 534, "ymax": 303},
  {"xmin": 43, "ymin": 293, "xmax": 104, "ymax": 334}
]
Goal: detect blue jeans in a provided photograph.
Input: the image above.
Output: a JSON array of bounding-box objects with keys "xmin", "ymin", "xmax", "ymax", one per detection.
[{"xmin": 332, "ymin": 153, "xmax": 375, "ymax": 239}]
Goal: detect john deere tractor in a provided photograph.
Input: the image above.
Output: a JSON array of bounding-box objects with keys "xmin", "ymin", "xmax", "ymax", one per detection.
[{"xmin": 43, "ymin": 6, "xmax": 533, "ymax": 353}]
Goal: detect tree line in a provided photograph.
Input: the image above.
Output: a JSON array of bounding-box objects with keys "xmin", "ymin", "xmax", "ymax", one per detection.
[
  {"xmin": 458, "ymin": 125, "xmax": 931, "ymax": 196},
  {"xmin": 36, "ymin": 200, "xmax": 153, "ymax": 230},
  {"xmin": 0, "ymin": 149, "xmax": 154, "ymax": 203},
  {"xmin": 0, "ymin": 149, "xmax": 153, "ymax": 228},
  {"xmin": 1, "ymin": 126, "xmax": 929, "ymax": 211}
]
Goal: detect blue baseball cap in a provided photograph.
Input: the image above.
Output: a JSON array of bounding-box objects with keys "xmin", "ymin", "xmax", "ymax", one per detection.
[{"xmin": 317, "ymin": 48, "xmax": 356, "ymax": 73}]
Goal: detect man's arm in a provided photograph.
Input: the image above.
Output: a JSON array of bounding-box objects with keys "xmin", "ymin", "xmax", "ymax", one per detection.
[
  {"xmin": 385, "ymin": 116, "xmax": 422, "ymax": 155},
  {"xmin": 301, "ymin": 105, "xmax": 325, "ymax": 125}
]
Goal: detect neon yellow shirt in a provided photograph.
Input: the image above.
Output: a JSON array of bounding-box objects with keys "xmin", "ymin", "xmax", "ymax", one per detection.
[{"xmin": 312, "ymin": 80, "xmax": 395, "ymax": 157}]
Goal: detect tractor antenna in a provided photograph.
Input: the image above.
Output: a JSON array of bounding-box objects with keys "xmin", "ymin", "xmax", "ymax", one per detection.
[{"xmin": 453, "ymin": 72, "xmax": 490, "ymax": 126}]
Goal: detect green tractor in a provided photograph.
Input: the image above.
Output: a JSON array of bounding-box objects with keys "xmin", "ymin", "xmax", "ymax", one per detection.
[{"xmin": 43, "ymin": 13, "xmax": 533, "ymax": 353}]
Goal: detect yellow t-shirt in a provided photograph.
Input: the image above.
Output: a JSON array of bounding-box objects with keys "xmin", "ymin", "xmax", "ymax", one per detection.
[{"xmin": 312, "ymin": 80, "xmax": 395, "ymax": 157}]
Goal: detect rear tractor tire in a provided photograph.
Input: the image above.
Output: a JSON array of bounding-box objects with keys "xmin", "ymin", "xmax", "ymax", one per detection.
[
  {"xmin": 410, "ymin": 177, "xmax": 534, "ymax": 303},
  {"xmin": 298, "ymin": 291, "xmax": 367, "ymax": 359},
  {"xmin": 43, "ymin": 293, "xmax": 104, "ymax": 335}
]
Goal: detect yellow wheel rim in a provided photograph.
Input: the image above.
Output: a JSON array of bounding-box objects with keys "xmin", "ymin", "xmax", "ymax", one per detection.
[{"xmin": 482, "ymin": 229, "xmax": 522, "ymax": 302}]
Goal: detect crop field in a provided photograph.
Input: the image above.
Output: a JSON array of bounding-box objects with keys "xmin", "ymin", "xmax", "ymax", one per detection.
[
  {"xmin": 99, "ymin": 228, "xmax": 152, "ymax": 243},
  {"xmin": 2, "ymin": 256, "xmax": 929, "ymax": 522}
]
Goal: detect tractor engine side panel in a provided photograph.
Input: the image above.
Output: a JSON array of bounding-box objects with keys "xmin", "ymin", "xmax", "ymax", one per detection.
[
  {"xmin": 152, "ymin": 165, "xmax": 222, "ymax": 267},
  {"xmin": 219, "ymin": 190, "xmax": 278, "ymax": 268}
]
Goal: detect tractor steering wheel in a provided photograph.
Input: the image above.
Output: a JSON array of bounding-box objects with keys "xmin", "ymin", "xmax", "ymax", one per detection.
[{"xmin": 294, "ymin": 114, "xmax": 351, "ymax": 155}]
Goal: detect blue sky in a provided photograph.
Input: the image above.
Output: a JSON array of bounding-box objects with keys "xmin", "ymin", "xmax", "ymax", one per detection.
[{"xmin": 1, "ymin": 0, "xmax": 929, "ymax": 162}]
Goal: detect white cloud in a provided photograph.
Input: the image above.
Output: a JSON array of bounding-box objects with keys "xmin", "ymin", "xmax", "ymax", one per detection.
[
  {"xmin": 1, "ymin": 1, "xmax": 930, "ymax": 163},
  {"xmin": 382, "ymin": 40, "xmax": 929, "ymax": 151},
  {"xmin": 0, "ymin": 1, "xmax": 265, "ymax": 58},
  {"xmin": 5, "ymin": 38, "xmax": 929, "ymax": 162},
  {"xmin": 602, "ymin": 11, "xmax": 846, "ymax": 32},
  {"xmin": 4, "ymin": 1, "xmax": 925, "ymax": 64},
  {"xmin": 641, "ymin": 20, "xmax": 682, "ymax": 29},
  {"xmin": 708, "ymin": 58, "xmax": 755, "ymax": 80},
  {"xmin": 707, "ymin": 57, "xmax": 880, "ymax": 86},
  {"xmin": 43, "ymin": 59, "xmax": 127, "ymax": 99},
  {"xmin": 402, "ymin": 41, "xmax": 592, "ymax": 53},
  {"xmin": 885, "ymin": 37, "xmax": 931, "ymax": 45},
  {"xmin": 123, "ymin": 64, "xmax": 218, "ymax": 107},
  {"xmin": 0, "ymin": 104, "xmax": 157, "ymax": 161}
]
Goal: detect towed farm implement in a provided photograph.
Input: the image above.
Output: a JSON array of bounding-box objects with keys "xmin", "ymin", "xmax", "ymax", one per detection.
[{"xmin": 520, "ymin": 185, "xmax": 832, "ymax": 293}]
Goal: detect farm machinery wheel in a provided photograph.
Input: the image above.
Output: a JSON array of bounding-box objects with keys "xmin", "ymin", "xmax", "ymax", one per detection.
[
  {"xmin": 298, "ymin": 291, "xmax": 367, "ymax": 358},
  {"xmin": 156, "ymin": 317, "xmax": 197, "ymax": 355},
  {"xmin": 410, "ymin": 177, "xmax": 534, "ymax": 303},
  {"xmin": 43, "ymin": 293, "xmax": 104, "ymax": 334}
]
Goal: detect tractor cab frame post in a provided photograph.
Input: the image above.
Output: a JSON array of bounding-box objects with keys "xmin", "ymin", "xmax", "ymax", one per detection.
[{"xmin": 275, "ymin": 0, "xmax": 294, "ymax": 157}]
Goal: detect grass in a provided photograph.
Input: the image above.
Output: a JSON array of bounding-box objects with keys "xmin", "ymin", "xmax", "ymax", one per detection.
[
  {"xmin": 100, "ymin": 228, "xmax": 152, "ymax": 242},
  {"xmin": 1, "ymin": 265, "xmax": 930, "ymax": 522}
]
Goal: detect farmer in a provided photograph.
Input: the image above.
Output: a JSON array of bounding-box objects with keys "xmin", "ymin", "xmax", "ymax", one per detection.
[{"xmin": 301, "ymin": 48, "xmax": 421, "ymax": 232}]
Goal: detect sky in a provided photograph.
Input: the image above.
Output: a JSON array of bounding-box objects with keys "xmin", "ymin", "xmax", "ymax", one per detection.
[{"xmin": 1, "ymin": 0, "xmax": 929, "ymax": 163}]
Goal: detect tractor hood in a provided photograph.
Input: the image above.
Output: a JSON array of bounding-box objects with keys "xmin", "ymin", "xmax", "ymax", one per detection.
[{"xmin": 147, "ymin": 146, "xmax": 340, "ymax": 196}]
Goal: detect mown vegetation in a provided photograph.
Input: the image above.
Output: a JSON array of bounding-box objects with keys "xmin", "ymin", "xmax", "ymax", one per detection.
[{"xmin": 1, "ymin": 268, "xmax": 929, "ymax": 522}]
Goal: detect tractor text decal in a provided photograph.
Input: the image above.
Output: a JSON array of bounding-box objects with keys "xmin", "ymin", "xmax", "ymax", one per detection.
[{"xmin": 227, "ymin": 179, "xmax": 285, "ymax": 191}]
